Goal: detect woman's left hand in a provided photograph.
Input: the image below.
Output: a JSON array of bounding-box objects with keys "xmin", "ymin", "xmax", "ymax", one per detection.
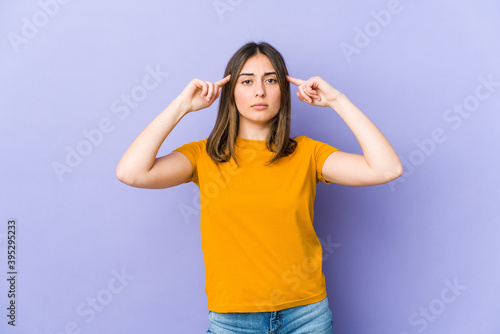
[{"xmin": 287, "ymin": 75, "xmax": 344, "ymax": 107}]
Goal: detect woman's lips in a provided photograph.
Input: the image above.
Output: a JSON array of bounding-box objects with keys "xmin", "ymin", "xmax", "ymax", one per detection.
[{"xmin": 252, "ymin": 103, "xmax": 268, "ymax": 110}]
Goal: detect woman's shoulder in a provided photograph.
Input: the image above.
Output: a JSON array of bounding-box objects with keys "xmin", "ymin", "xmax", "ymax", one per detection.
[
  {"xmin": 292, "ymin": 135, "xmax": 316, "ymax": 145},
  {"xmin": 291, "ymin": 136, "xmax": 314, "ymax": 152},
  {"xmin": 173, "ymin": 137, "xmax": 208, "ymax": 153},
  {"xmin": 293, "ymin": 135, "xmax": 330, "ymax": 144},
  {"xmin": 184, "ymin": 137, "xmax": 208, "ymax": 145},
  {"xmin": 292, "ymin": 135, "xmax": 338, "ymax": 152}
]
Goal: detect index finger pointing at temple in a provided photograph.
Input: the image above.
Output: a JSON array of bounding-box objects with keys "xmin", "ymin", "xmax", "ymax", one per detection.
[
  {"xmin": 216, "ymin": 74, "xmax": 231, "ymax": 86},
  {"xmin": 286, "ymin": 75, "xmax": 304, "ymax": 86}
]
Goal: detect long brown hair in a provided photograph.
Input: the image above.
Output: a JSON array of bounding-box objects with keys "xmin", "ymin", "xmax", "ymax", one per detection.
[{"xmin": 206, "ymin": 41, "xmax": 297, "ymax": 167}]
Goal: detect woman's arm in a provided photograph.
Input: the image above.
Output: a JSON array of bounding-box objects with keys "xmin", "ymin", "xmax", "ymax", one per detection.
[
  {"xmin": 287, "ymin": 75, "xmax": 403, "ymax": 186},
  {"xmin": 116, "ymin": 75, "xmax": 231, "ymax": 188}
]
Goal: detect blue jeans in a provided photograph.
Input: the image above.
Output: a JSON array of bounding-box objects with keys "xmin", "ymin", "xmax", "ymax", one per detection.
[{"xmin": 206, "ymin": 296, "xmax": 333, "ymax": 333}]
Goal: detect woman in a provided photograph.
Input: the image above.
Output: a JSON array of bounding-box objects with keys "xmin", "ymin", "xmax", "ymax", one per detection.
[{"xmin": 116, "ymin": 42, "xmax": 403, "ymax": 333}]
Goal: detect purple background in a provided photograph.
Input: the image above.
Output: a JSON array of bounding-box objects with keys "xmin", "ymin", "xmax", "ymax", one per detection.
[{"xmin": 1, "ymin": 1, "xmax": 499, "ymax": 333}]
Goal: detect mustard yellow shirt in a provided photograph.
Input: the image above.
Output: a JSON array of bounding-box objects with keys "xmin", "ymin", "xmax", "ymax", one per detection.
[{"xmin": 173, "ymin": 135, "xmax": 339, "ymax": 312}]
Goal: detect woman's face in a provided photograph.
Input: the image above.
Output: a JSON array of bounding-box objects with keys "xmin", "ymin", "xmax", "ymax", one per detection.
[{"xmin": 234, "ymin": 54, "xmax": 281, "ymax": 128}]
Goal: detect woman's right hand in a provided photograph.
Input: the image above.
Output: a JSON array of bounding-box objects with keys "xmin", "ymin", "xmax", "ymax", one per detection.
[{"xmin": 175, "ymin": 74, "xmax": 231, "ymax": 113}]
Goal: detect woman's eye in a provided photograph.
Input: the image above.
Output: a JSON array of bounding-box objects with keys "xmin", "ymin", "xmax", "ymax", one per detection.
[
  {"xmin": 267, "ymin": 78, "xmax": 277, "ymax": 84},
  {"xmin": 242, "ymin": 80, "xmax": 252, "ymax": 85}
]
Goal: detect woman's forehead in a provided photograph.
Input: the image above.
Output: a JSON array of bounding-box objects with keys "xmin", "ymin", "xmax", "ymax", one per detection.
[{"xmin": 239, "ymin": 54, "xmax": 275, "ymax": 74}]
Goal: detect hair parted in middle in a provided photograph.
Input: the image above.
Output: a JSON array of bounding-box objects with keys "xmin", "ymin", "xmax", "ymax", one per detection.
[{"xmin": 206, "ymin": 41, "xmax": 298, "ymax": 167}]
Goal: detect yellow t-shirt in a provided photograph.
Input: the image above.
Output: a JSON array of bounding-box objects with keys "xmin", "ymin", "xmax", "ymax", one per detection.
[{"xmin": 173, "ymin": 135, "xmax": 340, "ymax": 313}]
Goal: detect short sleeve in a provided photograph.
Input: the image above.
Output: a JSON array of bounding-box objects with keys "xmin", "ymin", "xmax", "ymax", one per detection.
[
  {"xmin": 172, "ymin": 139, "xmax": 205, "ymax": 185},
  {"xmin": 306, "ymin": 137, "xmax": 340, "ymax": 185}
]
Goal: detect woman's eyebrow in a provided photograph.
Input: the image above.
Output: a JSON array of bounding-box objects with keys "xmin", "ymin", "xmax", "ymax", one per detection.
[{"xmin": 238, "ymin": 72, "xmax": 277, "ymax": 77}]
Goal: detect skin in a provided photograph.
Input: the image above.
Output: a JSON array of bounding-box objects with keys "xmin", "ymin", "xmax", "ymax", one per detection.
[
  {"xmin": 233, "ymin": 54, "xmax": 282, "ymax": 140},
  {"xmin": 116, "ymin": 54, "xmax": 403, "ymax": 188},
  {"xmin": 286, "ymin": 75, "xmax": 403, "ymax": 185}
]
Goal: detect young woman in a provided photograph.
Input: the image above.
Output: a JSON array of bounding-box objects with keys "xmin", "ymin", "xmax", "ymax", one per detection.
[{"xmin": 116, "ymin": 42, "xmax": 403, "ymax": 334}]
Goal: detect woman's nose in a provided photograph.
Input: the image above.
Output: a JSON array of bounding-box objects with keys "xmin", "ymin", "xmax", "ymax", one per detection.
[{"xmin": 254, "ymin": 81, "xmax": 265, "ymax": 97}]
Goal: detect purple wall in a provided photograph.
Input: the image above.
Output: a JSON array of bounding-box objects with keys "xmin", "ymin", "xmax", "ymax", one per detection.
[{"xmin": 1, "ymin": 1, "xmax": 499, "ymax": 333}]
